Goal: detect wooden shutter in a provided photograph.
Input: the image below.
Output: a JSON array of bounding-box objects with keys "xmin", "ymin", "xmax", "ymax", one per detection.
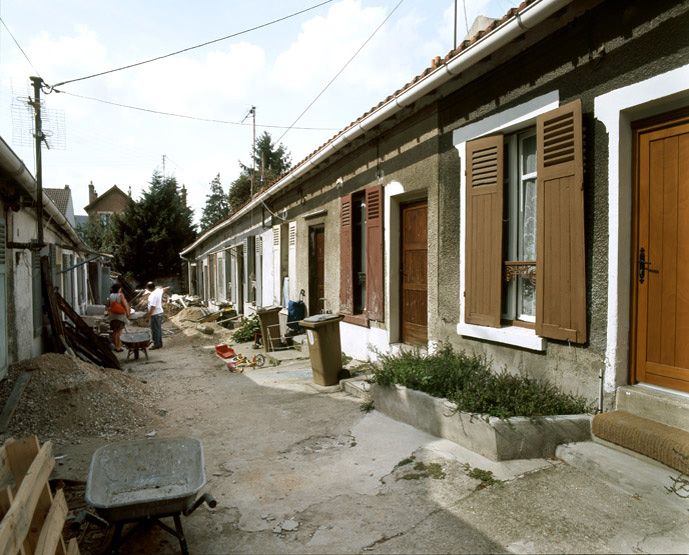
[
  {"xmin": 465, "ymin": 135, "xmax": 503, "ymax": 327},
  {"xmin": 340, "ymin": 194, "xmax": 353, "ymax": 314},
  {"xmin": 366, "ymin": 185, "xmax": 384, "ymax": 321},
  {"xmin": 536, "ymin": 99, "xmax": 586, "ymax": 343}
]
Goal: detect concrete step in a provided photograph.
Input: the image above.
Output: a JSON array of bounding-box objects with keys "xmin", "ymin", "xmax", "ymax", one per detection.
[
  {"xmin": 340, "ymin": 376, "xmax": 372, "ymax": 399},
  {"xmin": 592, "ymin": 410, "xmax": 689, "ymax": 473},
  {"xmin": 616, "ymin": 384, "xmax": 689, "ymax": 432},
  {"xmin": 557, "ymin": 441, "xmax": 689, "ymax": 514}
]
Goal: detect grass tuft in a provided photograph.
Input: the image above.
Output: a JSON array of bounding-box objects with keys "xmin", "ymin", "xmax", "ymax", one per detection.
[{"xmin": 371, "ymin": 344, "xmax": 593, "ymax": 419}]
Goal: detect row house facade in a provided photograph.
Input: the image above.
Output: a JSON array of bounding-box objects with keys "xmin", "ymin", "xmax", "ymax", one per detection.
[
  {"xmin": 0, "ymin": 137, "xmax": 101, "ymax": 379},
  {"xmin": 181, "ymin": 0, "xmax": 689, "ymax": 418}
]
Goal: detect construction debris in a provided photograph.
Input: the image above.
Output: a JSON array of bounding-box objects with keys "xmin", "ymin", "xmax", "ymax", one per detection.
[{"xmin": 0, "ymin": 354, "xmax": 160, "ymax": 443}]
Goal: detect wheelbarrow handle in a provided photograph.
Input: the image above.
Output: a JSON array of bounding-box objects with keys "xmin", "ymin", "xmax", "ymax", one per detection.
[{"xmin": 183, "ymin": 492, "xmax": 217, "ymax": 516}]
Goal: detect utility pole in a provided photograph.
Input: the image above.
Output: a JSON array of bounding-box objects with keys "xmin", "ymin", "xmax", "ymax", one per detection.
[
  {"xmin": 243, "ymin": 106, "xmax": 256, "ymax": 197},
  {"xmin": 454, "ymin": 0, "xmax": 458, "ymax": 49},
  {"xmin": 162, "ymin": 154, "xmax": 166, "ymax": 177},
  {"xmin": 29, "ymin": 76, "xmax": 45, "ymax": 247}
]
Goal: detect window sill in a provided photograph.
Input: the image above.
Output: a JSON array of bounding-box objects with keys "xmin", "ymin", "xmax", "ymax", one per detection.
[
  {"xmin": 456, "ymin": 322, "xmax": 546, "ymax": 352},
  {"xmin": 342, "ymin": 314, "xmax": 369, "ymax": 328}
]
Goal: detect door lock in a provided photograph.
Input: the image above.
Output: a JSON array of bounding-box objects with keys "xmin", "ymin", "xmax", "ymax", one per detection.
[{"xmin": 639, "ymin": 247, "xmax": 653, "ymax": 283}]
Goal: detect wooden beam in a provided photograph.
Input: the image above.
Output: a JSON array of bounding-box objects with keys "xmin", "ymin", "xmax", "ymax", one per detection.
[
  {"xmin": 0, "ymin": 441, "xmax": 54, "ymax": 555},
  {"xmin": 34, "ymin": 488, "xmax": 68, "ymax": 555}
]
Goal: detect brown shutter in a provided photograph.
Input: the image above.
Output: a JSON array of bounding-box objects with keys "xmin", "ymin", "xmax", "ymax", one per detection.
[
  {"xmin": 366, "ymin": 185, "xmax": 384, "ymax": 321},
  {"xmin": 536, "ymin": 99, "xmax": 587, "ymax": 343},
  {"xmin": 340, "ymin": 194, "xmax": 353, "ymax": 314},
  {"xmin": 465, "ymin": 135, "xmax": 503, "ymax": 327}
]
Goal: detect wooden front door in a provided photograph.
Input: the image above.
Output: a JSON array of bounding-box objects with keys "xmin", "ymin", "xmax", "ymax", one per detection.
[
  {"xmin": 400, "ymin": 201, "xmax": 428, "ymax": 345},
  {"xmin": 309, "ymin": 227, "xmax": 325, "ymax": 315},
  {"xmin": 633, "ymin": 114, "xmax": 689, "ymax": 392}
]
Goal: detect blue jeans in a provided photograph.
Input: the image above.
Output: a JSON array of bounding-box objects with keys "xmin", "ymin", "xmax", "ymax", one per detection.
[{"xmin": 151, "ymin": 314, "xmax": 163, "ymax": 348}]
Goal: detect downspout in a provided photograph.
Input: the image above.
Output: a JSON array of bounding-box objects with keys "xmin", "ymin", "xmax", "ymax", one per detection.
[{"xmin": 180, "ymin": 0, "xmax": 573, "ymax": 257}]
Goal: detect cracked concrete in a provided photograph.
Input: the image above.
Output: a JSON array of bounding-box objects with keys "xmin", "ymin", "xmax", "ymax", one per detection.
[{"xmin": 60, "ymin": 333, "xmax": 689, "ymax": 553}]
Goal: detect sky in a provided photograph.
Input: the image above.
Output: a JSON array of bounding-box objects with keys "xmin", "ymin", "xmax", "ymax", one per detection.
[{"xmin": 0, "ymin": 0, "xmax": 511, "ymax": 223}]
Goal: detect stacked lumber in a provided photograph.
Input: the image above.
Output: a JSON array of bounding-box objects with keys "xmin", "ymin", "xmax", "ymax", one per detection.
[
  {"xmin": 41, "ymin": 258, "xmax": 120, "ymax": 371},
  {"xmin": 0, "ymin": 436, "xmax": 79, "ymax": 554}
]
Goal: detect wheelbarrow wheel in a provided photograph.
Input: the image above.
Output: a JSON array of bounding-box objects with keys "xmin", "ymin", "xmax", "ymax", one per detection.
[{"xmin": 254, "ymin": 354, "xmax": 265, "ymax": 367}]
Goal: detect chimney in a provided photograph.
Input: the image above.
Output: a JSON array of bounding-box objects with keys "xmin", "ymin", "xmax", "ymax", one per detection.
[{"xmin": 88, "ymin": 181, "xmax": 97, "ymax": 203}]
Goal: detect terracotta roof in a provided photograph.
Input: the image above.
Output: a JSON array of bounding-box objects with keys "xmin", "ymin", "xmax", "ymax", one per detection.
[{"xmin": 44, "ymin": 186, "xmax": 71, "ymax": 216}]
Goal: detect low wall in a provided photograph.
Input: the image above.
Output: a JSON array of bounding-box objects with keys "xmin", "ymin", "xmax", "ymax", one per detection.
[{"xmin": 371, "ymin": 384, "xmax": 592, "ymax": 461}]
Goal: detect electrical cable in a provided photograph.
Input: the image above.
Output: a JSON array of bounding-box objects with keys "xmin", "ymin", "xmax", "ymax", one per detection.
[
  {"xmin": 51, "ymin": 0, "xmax": 334, "ymax": 88},
  {"xmin": 51, "ymin": 89, "xmax": 338, "ymax": 131},
  {"xmin": 0, "ymin": 15, "xmax": 43, "ymax": 78},
  {"xmin": 276, "ymin": 0, "xmax": 405, "ymax": 145}
]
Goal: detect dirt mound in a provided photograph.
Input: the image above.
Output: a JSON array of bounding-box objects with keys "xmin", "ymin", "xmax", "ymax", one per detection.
[
  {"xmin": 1, "ymin": 353, "xmax": 160, "ymax": 442},
  {"xmin": 173, "ymin": 307, "xmax": 208, "ymax": 324}
]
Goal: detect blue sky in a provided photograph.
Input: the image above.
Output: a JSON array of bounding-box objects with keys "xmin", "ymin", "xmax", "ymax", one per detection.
[{"xmin": 0, "ymin": 0, "xmax": 511, "ymax": 222}]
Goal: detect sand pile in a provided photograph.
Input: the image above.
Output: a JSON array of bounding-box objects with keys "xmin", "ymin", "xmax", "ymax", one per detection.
[{"xmin": 0, "ymin": 353, "xmax": 161, "ymax": 442}]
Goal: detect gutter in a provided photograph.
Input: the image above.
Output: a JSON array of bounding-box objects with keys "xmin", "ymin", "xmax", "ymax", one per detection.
[
  {"xmin": 0, "ymin": 137, "xmax": 85, "ymax": 250},
  {"xmin": 180, "ymin": 0, "xmax": 573, "ymax": 257}
]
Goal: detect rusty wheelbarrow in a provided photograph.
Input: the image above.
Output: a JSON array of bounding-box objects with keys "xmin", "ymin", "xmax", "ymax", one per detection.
[
  {"xmin": 85, "ymin": 437, "xmax": 216, "ymax": 554},
  {"xmin": 121, "ymin": 331, "xmax": 152, "ymax": 360}
]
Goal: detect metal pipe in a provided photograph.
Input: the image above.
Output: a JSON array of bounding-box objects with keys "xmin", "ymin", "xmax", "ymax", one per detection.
[
  {"xmin": 30, "ymin": 76, "xmax": 45, "ymax": 249},
  {"xmin": 598, "ymin": 367, "xmax": 605, "ymax": 413}
]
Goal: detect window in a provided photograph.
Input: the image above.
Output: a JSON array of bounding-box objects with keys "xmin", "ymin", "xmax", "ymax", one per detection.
[
  {"xmin": 98, "ymin": 212, "xmax": 112, "ymax": 226},
  {"xmin": 464, "ymin": 99, "xmax": 586, "ymax": 343},
  {"xmin": 340, "ymin": 185, "xmax": 384, "ymax": 323},
  {"xmin": 503, "ymin": 130, "xmax": 537, "ymax": 324}
]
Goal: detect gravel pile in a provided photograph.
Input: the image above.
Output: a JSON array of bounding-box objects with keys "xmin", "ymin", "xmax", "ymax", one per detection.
[{"xmin": 0, "ymin": 353, "xmax": 161, "ymax": 443}]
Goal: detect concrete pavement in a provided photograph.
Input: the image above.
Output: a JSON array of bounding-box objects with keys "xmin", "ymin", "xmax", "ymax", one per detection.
[{"xmin": 124, "ymin": 345, "xmax": 689, "ymax": 554}]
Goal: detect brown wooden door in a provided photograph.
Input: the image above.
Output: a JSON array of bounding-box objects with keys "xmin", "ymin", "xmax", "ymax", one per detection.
[
  {"xmin": 400, "ymin": 201, "xmax": 428, "ymax": 345},
  {"xmin": 634, "ymin": 116, "xmax": 689, "ymax": 392},
  {"xmin": 309, "ymin": 227, "xmax": 325, "ymax": 315}
]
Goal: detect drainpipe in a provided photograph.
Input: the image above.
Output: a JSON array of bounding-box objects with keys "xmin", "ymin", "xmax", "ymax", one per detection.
[{"xmin": 180, "ymin": 0, "xmax": 574, "ymax": 257}]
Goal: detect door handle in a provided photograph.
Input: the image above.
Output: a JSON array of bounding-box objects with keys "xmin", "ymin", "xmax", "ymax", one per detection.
[{"xmin": 639, "ymin": 247, "xmax": 653, "ymax": 283}]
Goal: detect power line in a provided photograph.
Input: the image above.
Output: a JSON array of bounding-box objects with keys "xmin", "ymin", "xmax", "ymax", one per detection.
[
  {"xmin": 0, "ymin": 15, "xmax": 42, "ymax": 78},
  {"xmin": 51, "ymin": 89, "xmax": 339, "ymax": 131},
  {"xmin": 51, "ymin": 0, "xmax": 335, "ymax": 88},
  {"xmin": 276, "ymin": 0, "xmax": 405, "ymax": 145}
]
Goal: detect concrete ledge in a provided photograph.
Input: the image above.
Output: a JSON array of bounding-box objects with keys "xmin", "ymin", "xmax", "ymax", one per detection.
[{"xmin": 372, "ymin": 384, "xmax": 591, "ymax": 461}]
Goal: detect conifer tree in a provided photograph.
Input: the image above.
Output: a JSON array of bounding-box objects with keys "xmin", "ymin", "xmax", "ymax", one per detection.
[{"xmin": 200, "ymin": 173, "xmax": 229, "ymax": 231}]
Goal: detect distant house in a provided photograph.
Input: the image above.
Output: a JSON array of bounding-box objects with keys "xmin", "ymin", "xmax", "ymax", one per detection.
[
  {"xmin": 84, "ymin": 182, "xmax": 130, "ymax": 226},
  {"xmin": 44, "ymin": 185, "xmax": 76, "ymax": 227}
]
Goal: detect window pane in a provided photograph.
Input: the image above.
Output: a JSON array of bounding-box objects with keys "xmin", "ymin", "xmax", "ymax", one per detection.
[
  {"xmin": 520, "ymin": 178, "xmax": 537, "ymax": 260},
  {"xmin": 518, "ymin": 277, "xmax": 536, "ymax": 320},
  {"xmin": 521, "ymin": 134, "xmax": 536, "ymax": 175}
]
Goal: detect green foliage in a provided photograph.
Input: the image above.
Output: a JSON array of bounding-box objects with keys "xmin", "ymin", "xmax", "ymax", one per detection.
[
  {"xmin": 232, "ymin": 314, "xmax": 260, "ymax": 343},
  {"xmin": 199, "ymin": 174, "xmax": 229, "ymax": 231},
  {"xmin": 111, "ymin": 171, "xmax": 196, "ymax": 283},
  {"xmin": 360, "ymin": 399, "xmax": 375, "ymax": 413},
  {"xmin": 77, "ymin": 216, "xmax": 117, "ymax": 254},
  {"xmin": 398, "ymin": 461, "xmax": 446, "ymax": 481},
  {"xmin": 228, "ymin": 132, "xmax": 292, "ymax": 213},
  {"xmin": 463, "ymin": 464, "xmax": 502, "ymax": 488},
  {"xmin": 371, "ymin": 344, "xmax": 593, "ymax": 419}
]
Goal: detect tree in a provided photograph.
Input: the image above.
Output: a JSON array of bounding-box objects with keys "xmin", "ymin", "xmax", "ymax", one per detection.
[
  {"xmin": 111, "ymin": 171, "xmax": 196, "ymax": 283},
  {"xmin": 228, "ymin": 131, "xmax": 292, "ymax": 213},
  {"xmin": 200, "ymin": 173, "xmax": 229, "ymax": 231},
  {"xmin": 77, "ymin": 216, "xmax": 117, "ymax": 254}
]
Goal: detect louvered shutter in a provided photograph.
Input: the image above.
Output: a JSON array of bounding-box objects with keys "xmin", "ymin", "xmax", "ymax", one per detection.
[
  {"xmin": 288, "ymin": 221, "xmax": 297, "ymax": 301},
  {"xmin": 255, "ymin": 236, "xmax": 263, "ymax": 306},
  {"xmin": 536, "ymin": 99, "xmax": 586, "ymax": 343},
  {"xmin": 272, "ymin": 225, "xmax": 281, "ymax": 305},
  {"xmin": 366, "ymin": 185, "xmax": 384, "ymax": 321},
  {"xmin": 0, "ymin": 218, "xmax": 7, "ymax": 375},
  {"xmin": 340, "ymin": 194, "xmax": 353, "ymax": 314},
  {"xmin": 32, "ymin": 251, "xmax": 42, "ymax": 336},
  {"xmin": 465, "ymin": 135, "xmax": 503, "ymax": 327}
]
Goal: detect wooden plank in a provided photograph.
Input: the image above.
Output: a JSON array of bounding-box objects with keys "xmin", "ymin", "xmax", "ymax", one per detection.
[
  {"xmin": 0, "ymin": 373, "xmax": 31, "ymax": 433},
  {"xmin": 0, "ymin": 441, "xmax": 54, "ymax": 555},
  {"xmin": 676, "ymin": 132, "xmax": 689, "ymax": 369},
  {"xmin": 660, "ymin": 135, "xmax": 678, "ymax": 366},
  {"xmin": 66, "ymin": 538, "xmax": 80, "ymax": 555},
  {"xmin": 35, "ymin": 488, "xmax": 68, "ymax": 555}
]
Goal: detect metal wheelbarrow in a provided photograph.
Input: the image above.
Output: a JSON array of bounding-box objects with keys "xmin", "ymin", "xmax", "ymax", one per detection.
[
  {"xmin": 121, "ymin": 331, "xmax": 152, "ymax": 360},
  {"xmin": 85, "ymin": 437, "xmax": 216, "ymax": 554}
]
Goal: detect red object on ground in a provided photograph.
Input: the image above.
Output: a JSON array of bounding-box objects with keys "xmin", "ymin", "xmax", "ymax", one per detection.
[{"xmin": 215, "ymin": 344, "xmax": 236, "ymax": 359}]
